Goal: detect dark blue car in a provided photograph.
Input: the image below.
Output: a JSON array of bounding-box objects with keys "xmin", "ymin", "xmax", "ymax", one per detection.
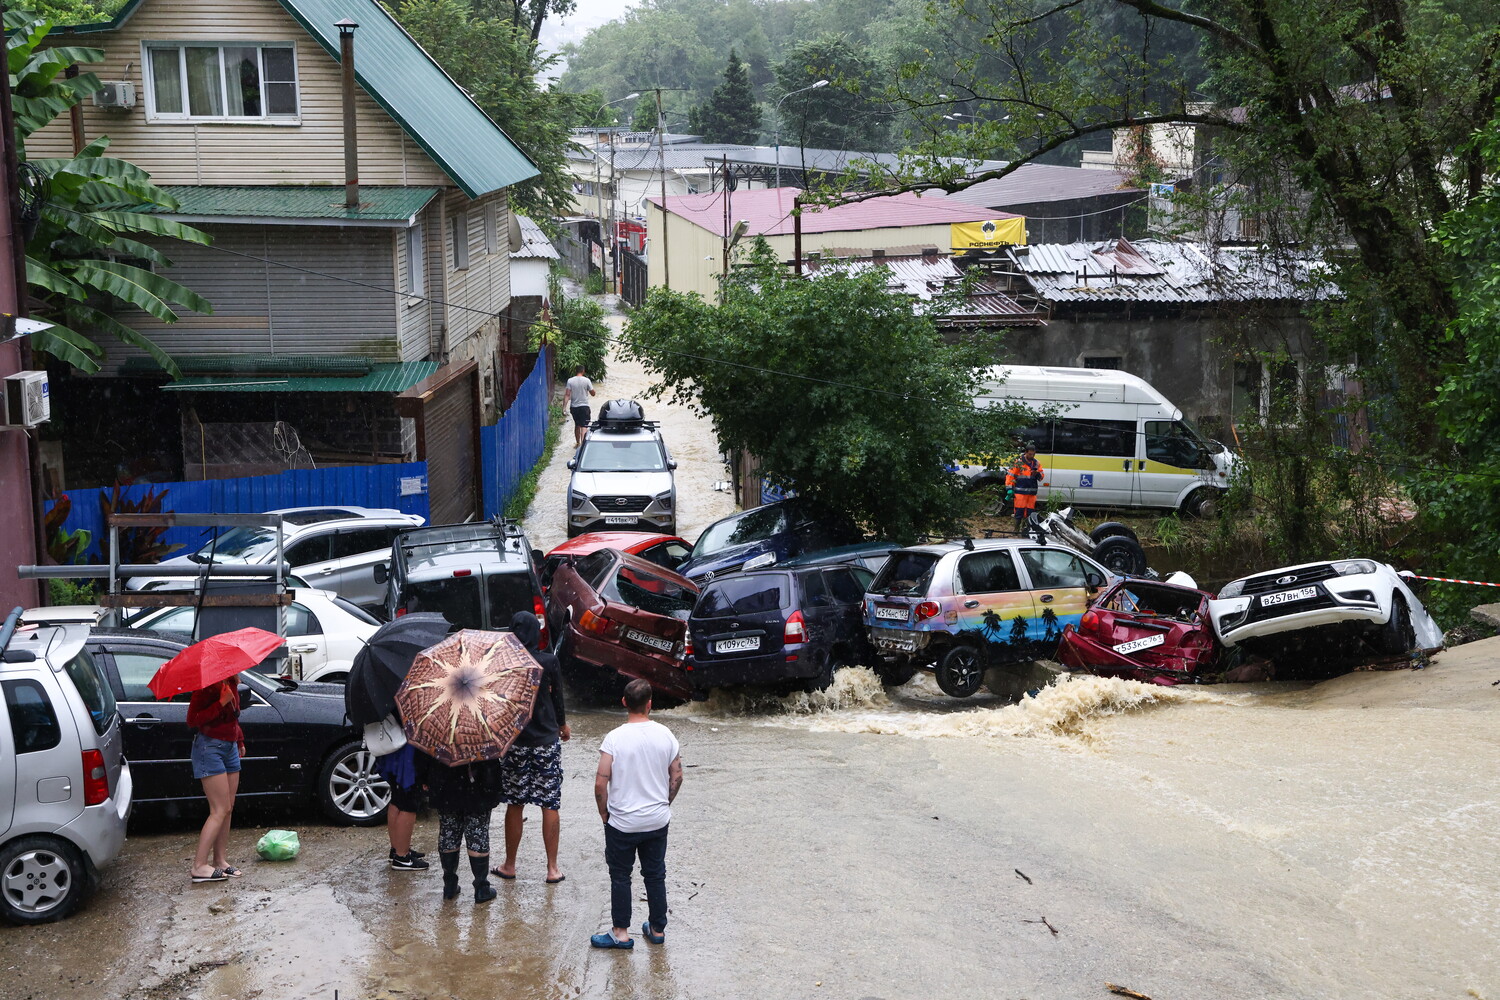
[{"xmin": 678, "ymin": 500, "xmax": 863, "ymax": 583}]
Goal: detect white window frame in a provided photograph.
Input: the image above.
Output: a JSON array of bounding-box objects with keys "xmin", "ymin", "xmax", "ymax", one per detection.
[
  {"xmin": 404, "ymin": 223, "xmax": 425, "ymax": 298},
  {"xmin": 142, "ymin": 41, "xmax": 301, "ymax": 125},
  {"xmin": 451, "ymin": 212, "xmax": 470, "ymax": 271}
]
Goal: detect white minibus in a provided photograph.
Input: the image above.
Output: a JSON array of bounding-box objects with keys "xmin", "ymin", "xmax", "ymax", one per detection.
[{"xmin": 961, "ymin": 365, "xmax": 1238, "ymax": 516}]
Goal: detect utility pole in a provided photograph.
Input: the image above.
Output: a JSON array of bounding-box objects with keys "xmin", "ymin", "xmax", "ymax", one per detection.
[
  {"xmin": 655, "ymin": 87, "xmax": 669, "ymax": 290},
  {"xmin": 793, "ymin": 194, "xmax": 803, "ymax": 276},
  {"xmin": 720, "ymin": 156, "xmax": 730, "ymax": 302}
]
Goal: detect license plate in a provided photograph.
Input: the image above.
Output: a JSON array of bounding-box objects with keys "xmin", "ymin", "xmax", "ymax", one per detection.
[
  {"xmin": 605, "ymin": 515, "xmax": 636, "ymax": 525},
  {"xmin": 1259, "ymin": 586, "xmax": 1317, "ymax": 607},
  {"xmin": 874, "ymin": 605, "xmax": 909, "ymax": 621},
  {"xmin": 626, "ymin": 628, "xmax": 674, "ymax": 652},
  {"xmin": 1114, "ymin": 633, "xmax": 1165, "ymax": 655},
  {"xmin": 715, "ymin": 636, "xmax": 760, "ymax": 653}
]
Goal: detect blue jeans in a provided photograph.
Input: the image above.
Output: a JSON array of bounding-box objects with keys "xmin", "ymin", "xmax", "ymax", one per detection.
[
  {"xmin": 191, "ymin": 735, "xmax": 240, "ymax": 779},
  {"xmin": 604, "ymin": 822, "xmax": 668, "ymax": 932}
]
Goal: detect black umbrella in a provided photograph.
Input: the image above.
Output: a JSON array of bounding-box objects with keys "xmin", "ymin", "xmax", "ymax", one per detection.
[{"xmin": 345, "ymin": 613, "xmax": 454, "ymax": 726}]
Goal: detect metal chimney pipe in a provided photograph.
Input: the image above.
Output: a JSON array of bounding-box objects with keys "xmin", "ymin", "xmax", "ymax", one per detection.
[{"xmin": 336, "ymin": 19, "xmax": 359, "ymax": 209}]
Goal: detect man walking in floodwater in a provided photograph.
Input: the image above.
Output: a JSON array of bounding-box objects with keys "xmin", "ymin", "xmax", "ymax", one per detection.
[
  {"xmin": 591, "ymin": 678, "xmax": 683, "ymax": 950},
  {"xmin": 566, "ymin": 364, "xmax": 596, "ymax": 448}
]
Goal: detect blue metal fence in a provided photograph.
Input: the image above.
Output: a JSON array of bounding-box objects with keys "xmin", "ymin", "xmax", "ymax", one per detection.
[
  {"xmin": 481, "ymin": 347, "xmax": 551, "ymax": 518},
  {"xmin": 47, "ymin": 462, "xmax": 431, "ymax": 561}
]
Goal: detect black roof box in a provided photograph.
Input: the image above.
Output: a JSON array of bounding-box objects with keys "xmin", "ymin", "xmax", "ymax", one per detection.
[{"xmin": 598, "ymin": 398, "xmax": 645, "ymax": 430}]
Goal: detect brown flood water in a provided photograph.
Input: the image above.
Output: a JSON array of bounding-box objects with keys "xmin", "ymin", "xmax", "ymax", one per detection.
[{"xmin": 3, "ymin": 642, "xmax": 1496, "ymax": 1000}]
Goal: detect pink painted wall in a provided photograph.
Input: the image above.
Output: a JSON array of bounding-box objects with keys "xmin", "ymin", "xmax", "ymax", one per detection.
[{"xmin": 0, "ymin": 339, "xmax": 40, "ymax": 613}]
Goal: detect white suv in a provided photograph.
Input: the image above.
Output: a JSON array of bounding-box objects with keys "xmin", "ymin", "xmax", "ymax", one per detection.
[
  {"xmin": 128, "ymin": 506, "xmax": 424, "ymax": 609},
  {"xmin": 0, "ymin": 612, "xmax": 132, "ymax": 924},
  {"xmin": 566, "ymin": 401, "xmax": 677, "ymax": 537}
]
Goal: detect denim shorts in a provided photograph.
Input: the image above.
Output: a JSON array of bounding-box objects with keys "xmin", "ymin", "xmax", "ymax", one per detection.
[{"xmin": 191, "ymin": 734, "xmax": 241, "ymax": 779}]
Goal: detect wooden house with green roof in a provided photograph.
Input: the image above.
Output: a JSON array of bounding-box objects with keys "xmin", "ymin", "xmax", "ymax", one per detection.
[{"xmin": 32, "ymin": 0, "xmax": 540, "ymax": 517}]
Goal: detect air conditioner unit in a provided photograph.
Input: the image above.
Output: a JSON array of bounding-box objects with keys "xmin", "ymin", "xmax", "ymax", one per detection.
[
  {"xmin": 91, "ymin": 81, "xmax": 136, "ymax": 109},
  {"xmin": 2, "ymin": 371, "xmax": 50, "ymax": 428}
]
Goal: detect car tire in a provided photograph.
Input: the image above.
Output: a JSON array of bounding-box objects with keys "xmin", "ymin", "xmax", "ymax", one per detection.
[
  {"xmin": 1092, "ymin": 536, "xmax": 1149, "ymax": 576},
  {"xmin": 1089, "ymin": 521, "xmax": 1139, "ymax": 545},
  {"xmin": 804, "ymin": 650, "xmax": 848, "ymax": 692},
  {"xmin": 875, "ymin": 656, "xmax": 918, "ymax": 686},
  {"xmin": 0, "ymin": 836, "xmax": 90, "ymax": 925},
  {"xmin": 317, "ymin": 740, "xmax": 392, "ymax": 827},
  {"xmin": 1180, "ymin": 487, "xmax": 1218, "ymax": 519},
  {"xmin": 935, "ymin": 644, "xmax": 985, "ymax": 698},
  {"xmin": 1374, "ymin": 595, "xmax": 1416, "ymax": 655}
]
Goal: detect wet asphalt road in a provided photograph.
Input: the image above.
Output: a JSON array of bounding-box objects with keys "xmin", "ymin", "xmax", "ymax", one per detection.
[{"xmin": 3, "ymin": 644, "xmax": 1497, "ymax": 1000}]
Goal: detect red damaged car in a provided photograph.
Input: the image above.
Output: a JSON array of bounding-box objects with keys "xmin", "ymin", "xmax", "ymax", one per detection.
[
  {"xmin": 1058, "ymin": 579, "xmax": 1219, "ymax": 684},
  {"xmin": 545, "ymin": 548, "xmax": 699, "ymax": 701}
]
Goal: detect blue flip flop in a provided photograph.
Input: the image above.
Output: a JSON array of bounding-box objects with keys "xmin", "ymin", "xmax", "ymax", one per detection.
[
  {"xmin": 590, "ymin": 932, "xmax": 634, "ymax": 949},
  {"xmin": 641, "ymin": 922, "xmax": 665, "ymax": 945}
]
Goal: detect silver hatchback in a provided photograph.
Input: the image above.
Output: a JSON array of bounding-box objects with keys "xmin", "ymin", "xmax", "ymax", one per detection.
[{"xmin": 0, "ymin": 611, "xmax": 132, "ymax": 924}]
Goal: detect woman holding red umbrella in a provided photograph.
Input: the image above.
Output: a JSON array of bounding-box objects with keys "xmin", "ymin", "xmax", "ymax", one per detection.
[{"xmin": 187, "ymin": 675, "xmax": 245, "ymax": 882}]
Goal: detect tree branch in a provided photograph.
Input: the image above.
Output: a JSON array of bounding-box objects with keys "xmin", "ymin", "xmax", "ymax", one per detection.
[{"xmin": 1108, "ymin": 0, "xmax": 1263, "ymax": 60}]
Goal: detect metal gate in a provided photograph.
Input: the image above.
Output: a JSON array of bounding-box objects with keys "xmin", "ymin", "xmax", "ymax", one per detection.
[
  {"xmin": 396, "ymin": 360, "xmax": 481, "ymax": 524},
  {"xmin": 620, "ymin": 248, "xmax": 648, "ymax": 307}
]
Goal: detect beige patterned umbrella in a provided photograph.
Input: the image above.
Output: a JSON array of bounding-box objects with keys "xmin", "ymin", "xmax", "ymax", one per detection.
[{"xmin": 395, "ymin": 630, "xmax": 541, "ymax": 765}]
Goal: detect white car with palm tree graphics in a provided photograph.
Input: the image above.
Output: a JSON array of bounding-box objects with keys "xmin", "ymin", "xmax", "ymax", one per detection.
[{"xmin": 863, "ymin": 538, "xmax": 1119, "ymax": 697}]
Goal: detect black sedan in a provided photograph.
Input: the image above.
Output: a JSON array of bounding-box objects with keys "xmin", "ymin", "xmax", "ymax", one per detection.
[{"xmin": 84, "ymin": 629, "xmax": 390, "ymax": 826}]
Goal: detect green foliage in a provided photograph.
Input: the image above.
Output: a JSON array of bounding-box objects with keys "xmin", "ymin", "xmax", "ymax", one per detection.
[
  {"xmin": 49, "ymin": 578, "xmax": 99, "ymax": 606},
  {"xmin": 9, "ymin": 9, "xmax": 212, "ymax": 376},
  {"xmin": 583, "ymin": 270, "xmax": 606, "ymax": 295},
  {"xmin": 621, "ymin": 240, "xmax": 1027, "ymax": 539},
  {"xmin": 25, "ymin": 0, "xmax": 124, "ymax": 24},
  {"xmin": 394, "ymin": 0, "xmax": 579, "ymax": 221},
  {"xmin": 772, "ymin": 35, "xmax": 888, "ymax": 152},
  {"xmin": 98, "ymin": 483, "xmax": 182, "ymax": 565},
  {"xmin": 630, "ymin": 93, "xmax": 659, "ymax": 132},
  {"xmin": 506, "ymin": 403, "xmax": 564, "ymax": 520},
  {"xmin": 692, "ymin": 50, "xmax": 761, "ymax": 144},
  {"xmin": 531, "ymin": 269, "xmax": 609, "ymax": 381}
]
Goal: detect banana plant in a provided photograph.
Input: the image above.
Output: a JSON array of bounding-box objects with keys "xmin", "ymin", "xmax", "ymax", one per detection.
[{"xmin": 9, "ymin": 8, "xmax": 212, "ymax": 377}]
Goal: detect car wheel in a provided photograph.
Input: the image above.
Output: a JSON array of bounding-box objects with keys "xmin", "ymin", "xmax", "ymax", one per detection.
[
  {"xmin": 1092, "ymin": 536, "xmax": 1149, "ymax": 576},
  {"xmin": 804, "ymin": 650, "xmax": 847, "ymax": 692},
  {"xmin": 1374, "ymin": 595, "xmax": 1416, "ymax": 655},
  {"xmin": 0, "ymin": 836, "xmax": 90, "ymax": 925},
  {"xmin": 935, "ymin": 644, "xmax": 985, "ymax": 698},
  {"xmin": 317, "ymin": 740, "xmax": 392, "ymax": 827},
  {"xmin": 1180, "ymin": 488, "xmax": 1217, "ymax": 519},
  {"xmin": 1088, "ymin": 521, "xmax": 1139, "ymax": 545},
  {"xmin": 875, "ymin": 656, "xmax": 918, "ymax": 686}
]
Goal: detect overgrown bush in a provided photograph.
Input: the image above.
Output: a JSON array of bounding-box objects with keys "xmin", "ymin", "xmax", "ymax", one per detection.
[{"xmin": 532, "ymin": 269, "xmax": 610, "ymax": 382}]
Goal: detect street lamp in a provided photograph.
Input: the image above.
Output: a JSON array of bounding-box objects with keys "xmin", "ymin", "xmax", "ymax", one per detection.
[{"xmin": 774, "ymin": 79, "xmax": 828, "ymax": 189}]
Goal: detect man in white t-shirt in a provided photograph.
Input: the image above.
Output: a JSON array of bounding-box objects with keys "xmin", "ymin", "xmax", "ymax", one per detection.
[
  {"xmin": 565, "ymin": 366, "xmax": 596, "ymax": 447},
  {"xmin": 590, "ymin": 678, "xmax": 683, "ymax": 950}
]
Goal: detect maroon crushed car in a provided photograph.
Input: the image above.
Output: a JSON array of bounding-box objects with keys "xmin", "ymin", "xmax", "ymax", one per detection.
[
  {"xmin": 545, "ymin": 547, "xmax": 699, "ymax": 701},
  {"xmin": 1057, "ymin": 579, "xmax": 1220, "ymax": 684}
]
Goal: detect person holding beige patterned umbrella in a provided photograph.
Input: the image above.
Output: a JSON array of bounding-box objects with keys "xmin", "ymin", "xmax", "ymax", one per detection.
[{"xmin": 398, "ymin": 630, "xmax": 541, "ymax": 903}]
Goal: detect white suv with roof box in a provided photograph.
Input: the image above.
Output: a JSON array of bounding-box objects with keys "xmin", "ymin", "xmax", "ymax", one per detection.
[
  {"xmin": 566, "ymin": 400, "xmax": 677, "ymax": 537},
  {"xmin": 0, "ymin": 609, "xmax": 132, "ymax": 924}
]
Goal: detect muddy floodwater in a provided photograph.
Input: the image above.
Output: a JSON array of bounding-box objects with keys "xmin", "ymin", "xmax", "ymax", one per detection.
[{"xmin": 3, "ymin": 639, "xmax": 1496, "ymax": 1000}]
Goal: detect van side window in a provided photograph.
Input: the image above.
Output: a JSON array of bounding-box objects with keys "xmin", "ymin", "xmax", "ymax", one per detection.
[
  {"xmin": 3, "ymin": 679, "xmax": 62, "ymax": 753},
  {"xmin": 1145, "ymin": 421, "xmax": 1209, "ymax": 469},
  {"xmin": 1052, "ymin": 418, "xmax": 1136, "ymax": 457}
]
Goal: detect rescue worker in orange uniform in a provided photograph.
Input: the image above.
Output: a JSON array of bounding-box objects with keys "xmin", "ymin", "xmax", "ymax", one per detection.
[{"xmin": 1005, "ymin": 441, "xmax": 1044, "ymax": 534}]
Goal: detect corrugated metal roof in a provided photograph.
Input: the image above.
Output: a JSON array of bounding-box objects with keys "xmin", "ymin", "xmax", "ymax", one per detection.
[
  {"xmin": 163, "ymin": 361, "xmax": 439, "ymax": 392},
  {"xmin": 513, "ymin": 215, "xmax": 559, "ymax": 260},
  {"xmin": 939, "ymin": 165, "xmax": 1142, "ymax": 208},
  {"xmin": 1010, "ymin": 238, "xmax": 1333, "ymax": 304},
  {"xmin": 148, "ymin": 185, "xmax": 437, "ymax": 223},
  {"xmin": 66, "ymin": 0, "xmax": 538, "ymax": 199},
  {"xmin": 655, "ymin": 188, "xmax": 1017, "ymax": 237},
  {"xmin": 801, "ymin": 254, "xmax": 1044, "ymax": 326}
]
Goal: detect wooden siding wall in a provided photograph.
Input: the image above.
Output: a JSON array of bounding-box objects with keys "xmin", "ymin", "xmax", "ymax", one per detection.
[
  {"xmin": 31, "ymin": 0, "xmax": 452, "ymax": 188},
  {"xmin": 394, "ymin": 220, "xmax": 433, "ymax": 363},
  {"xmin": 107, "ymin": 224, "xmax": 399, "ymax": 368},
  {"xmin": 442, "ymin": 188, "xmax": 511, "ymax": 349}
]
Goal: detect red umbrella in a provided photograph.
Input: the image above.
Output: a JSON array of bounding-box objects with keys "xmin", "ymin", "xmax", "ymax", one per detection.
[{"xmin": 148, "ymin": 627, "xmax": 285, "ymax": 700}]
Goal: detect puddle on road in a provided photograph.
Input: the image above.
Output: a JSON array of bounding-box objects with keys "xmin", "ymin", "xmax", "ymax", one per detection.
[{"xmin": 669, "ymin": 666, "xmax": 1233, "ymax": 751}]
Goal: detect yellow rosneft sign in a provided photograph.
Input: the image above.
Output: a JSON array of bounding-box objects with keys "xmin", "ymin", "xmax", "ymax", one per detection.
[{"xmin": 951, "ymin": 218, "xmax": 1027, "ymax": 249}]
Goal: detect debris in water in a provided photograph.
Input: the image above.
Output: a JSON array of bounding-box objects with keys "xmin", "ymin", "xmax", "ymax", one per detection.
[
  {"xmin": 1014, "ymin": 869, "xmax": 1032, "ymax": 884},
  {"xmin": 1106, "ymin": 984, "xmax": 1151, "ymax": 999},
  {"xmin": 1022, "ymin": 915, "xmax": 1058, "ymax": 935}
]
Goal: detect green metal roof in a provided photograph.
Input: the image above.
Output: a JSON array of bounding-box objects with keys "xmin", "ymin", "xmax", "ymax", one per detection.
[
  {"xmin": 152, "ymin": 185, "xmax": 439, "ymax": 223},
  {"xmin": 64, "ymin": 0, "xmax": 539, "ymax": 200},
  {"xmin": 161, "ymin": 361, "xmax": 438, "ymax": 393}
]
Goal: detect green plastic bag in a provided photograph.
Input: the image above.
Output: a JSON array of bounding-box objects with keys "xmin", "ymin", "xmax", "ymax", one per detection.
[{"xmin": 256, "ymin": 829, "xmax": 300, "ymax": 861}]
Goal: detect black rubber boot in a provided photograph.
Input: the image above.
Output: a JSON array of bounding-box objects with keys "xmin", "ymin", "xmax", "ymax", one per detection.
[
  {"xmin": 440, "ymin": 851, "xmax": 460, "ymax": 900},
  {"xmin": 471, "ymin": 855, "xmax": 496, "ymax": 903}
]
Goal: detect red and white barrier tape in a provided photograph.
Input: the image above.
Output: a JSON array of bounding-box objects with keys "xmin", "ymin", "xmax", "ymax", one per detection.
[{"xmin": 1398, "ymin": 571, "xmax": 1500, "ymax": 588}]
